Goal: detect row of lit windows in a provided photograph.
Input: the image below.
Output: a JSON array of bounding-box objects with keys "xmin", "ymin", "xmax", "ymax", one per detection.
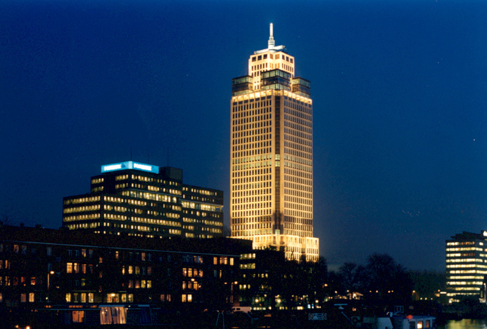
[
  {"xmin": 232, "ymin": 182, "xmax": 271, "ymax": 192},
  {"xmin": 64, "ymin": 205, "xmax": 101, "ymax": 214},
  {"xmin": 449, "ymin": 276, "xmax": 485, "ymax": 280},
  {"xmin": 233, "ymin": 175, "xmax": 271, "ymax": 185},
  {"xmin": 447, "ymin": 241, "xmax": 481, "ymax": 246},
  {"xmin": 448, "ymin": 287, "xmax": 481, "ymax": 291},
  {"xmin": 285, "ymin": 168, "xmax": 313, "ymax": 180},
  {"xmin": 130, "ymin": 216, "xmax": 181, "ymax": 226},
  {"xmin": 121, "ymin": 265, "xmax": 152, "ymax": 275},
  {"xmin": 233, "ymin": 195, "xmax": 272, "ymax": 204},
  {"xmin": 447, "ymin": 264, "xmax": 487, "ymax": 268},
  {"xmin": 446, "ymin": 247, "xmax": 482, "ymax": 252},
  {"xmin": 283, "ymin": 229, "xmax": 313, "ymax": 237},
  {"xmin": 67, "ymin": 223, "xmax": 99, "ymax": 230},
  {"xmin": 447, "ymin": 281, "xmax": 483, "ymax": 285},
  {"xmin": 64, "ymin": 213, "xmax": 101, "ymax": 221},
  {"xmin": 446, "ymin": 258, "xmax": 484, "ymax": 263},
  {"xmin": 284, "ymin": 208, "xmax": 312, "ymax": 219},
  {"xmin": 64, "ymin": 196, "xmax": 101, "ymax": 205},
  {"xmin": 232, "ymin": 210, "xmax": 273, "ymax": 218},
  {"xmin": 0, "ymin": 276, "xmax": 40, "ymax": 286},
  {"xmin": 284, "ymin": 161, "xmax": 312, "ymax": 173},
  {"xmin": 92, "ymin": 178, "xmax": 104, "ymax": 184},
  {"xmin": 448, "ymin": 270, "xmax": 487, "ymax": 274},
  {"xmin": 231, "ymin": 90, "xmax": 311, "ymax": 106}
]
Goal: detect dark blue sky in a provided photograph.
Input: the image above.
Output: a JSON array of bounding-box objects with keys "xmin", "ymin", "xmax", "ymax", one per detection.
[{"xmin": 1, "ymin": 0, "xmax": 487, "ymax": 271}]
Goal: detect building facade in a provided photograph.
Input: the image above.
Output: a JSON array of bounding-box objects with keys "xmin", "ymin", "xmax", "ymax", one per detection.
[
  {"xmin": 0, "ymin": 224, "xmax": 250, "ymax": 326},
  {"xmin": 230, "ymin": 24, "xmax": 319, "ymax": 261},
  {"xmin": 446, "ymin": 231, "xmax": 487, "ymax": 303},
  {"xmin": 63, "ymin": 161, "xmax": 224, "ymax": 239}
]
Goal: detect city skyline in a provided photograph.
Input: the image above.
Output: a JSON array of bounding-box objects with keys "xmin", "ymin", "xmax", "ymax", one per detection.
[{"xmin": 1, "ymin": 0, "xmax": 487, "ymax": 271}]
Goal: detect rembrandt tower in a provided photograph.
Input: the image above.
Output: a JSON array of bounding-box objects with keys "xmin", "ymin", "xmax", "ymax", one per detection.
[{"xmin": 230, "ymin": 24, "xmax": 319, "ymax": 261}]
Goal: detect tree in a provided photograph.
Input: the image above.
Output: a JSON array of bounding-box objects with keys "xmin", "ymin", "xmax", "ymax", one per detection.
[
  {"xmin": 338, "ymin": 262, "xmax": 365, "ymax": 299},
  {"xmin": 364, "ymin": 253, "xmax": 412, "ymax": 301}
]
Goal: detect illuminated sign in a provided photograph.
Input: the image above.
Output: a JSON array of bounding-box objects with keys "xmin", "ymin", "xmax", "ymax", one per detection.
[{"xmin": 101, "ymin": 161, "xmax": 159, "ymax": 174}]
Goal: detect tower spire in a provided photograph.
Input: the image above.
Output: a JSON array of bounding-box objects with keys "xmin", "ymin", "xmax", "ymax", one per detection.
[{"xmin": 268, "ymin": 23, "xmax": 275, "ymax": 49}]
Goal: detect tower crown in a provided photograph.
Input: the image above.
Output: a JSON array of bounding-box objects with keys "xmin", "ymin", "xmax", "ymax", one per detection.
[{"xmin": 255, "ymin": 23, "xmax": 285, "ymax": 54}]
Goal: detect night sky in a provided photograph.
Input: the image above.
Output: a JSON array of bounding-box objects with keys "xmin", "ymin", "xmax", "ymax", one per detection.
[{"xmin": 1, "ymin": 0, "xmax": 487, "ymax": 271}]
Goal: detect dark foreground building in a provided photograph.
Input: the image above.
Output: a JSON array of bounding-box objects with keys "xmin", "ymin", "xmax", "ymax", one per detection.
[
  {"xmin": 63, "ymin": 161, "xmax": 224, "ymax": 239},
  {"xmin": 0, "ymin": 224, "xmax": 251, "ymax": 327}
]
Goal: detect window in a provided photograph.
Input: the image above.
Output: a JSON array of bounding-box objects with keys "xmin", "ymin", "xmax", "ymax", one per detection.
[
  {"xmin": 29, "ymin": 293, "xmax": 35, "ymax": 302},
  {"xmin": 66, "ymin": 293, "xmax": 71, "ymax": 302},
  {"xmin": 88, "ymin": 293, "xmax": 94, "ymax": 303},
  {"xmin": 82, "ymin": 249, "xmax": 87, "ymax": 257},
  {"xmin": 182, "ymin": 294, "xmax": 192, "ymax": 303},
  {"xmin": 81, "ymin": 293, "xmax": 87, "ymax": 303},
  {"xmin": 47, "ymin": 247, "xmax": 52, "ymax": 256},
  {"xmin": 20, "ymin": 293, "xmax": 27, "ymax": 303},
  {"xmin": 72, "ymin": 311, "xmax": 84, "ymax": 323}
]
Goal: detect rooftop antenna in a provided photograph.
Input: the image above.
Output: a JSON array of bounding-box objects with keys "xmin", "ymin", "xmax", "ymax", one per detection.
[{"xmin": 268, "ymin": 23, "xmax": 275, "ymax": 49}]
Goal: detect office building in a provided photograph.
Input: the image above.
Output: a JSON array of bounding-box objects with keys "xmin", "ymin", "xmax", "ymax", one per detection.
[
  {"xmin": 63, "ymin": 161, "xmax": 224, "ymax": 239},
  {"xmin": 446, "ymin": 231, "xmax": 487, "ymax": 303},
  {"xmin": 230, "ymin": 24, "xmax": 319, "ymax": 261}
]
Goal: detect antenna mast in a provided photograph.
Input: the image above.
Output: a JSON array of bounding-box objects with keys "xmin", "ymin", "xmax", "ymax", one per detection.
[{"xmin": 268, "ymin": 23, "xmax": 275, "ymax": 48}]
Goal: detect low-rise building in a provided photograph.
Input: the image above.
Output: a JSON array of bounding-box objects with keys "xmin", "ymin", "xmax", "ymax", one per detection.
[{"xmin": 0, "ymin": 224, "xmax": 251, "ymax": 326}]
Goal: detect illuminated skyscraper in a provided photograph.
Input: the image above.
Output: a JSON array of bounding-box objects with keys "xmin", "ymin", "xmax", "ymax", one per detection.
[
  {"xmin": 446, "ymin": 231, "xmax": 487, "ymax": 303},
  {"xmin": 230, "ymin": 24, "xmax": 319, "ymax": 261}
]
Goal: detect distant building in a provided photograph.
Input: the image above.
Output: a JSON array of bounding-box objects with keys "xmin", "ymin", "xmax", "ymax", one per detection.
[
  {"xmin": 63, "ymin": 161, "xmax": 224, "ymax": 238},
  {"xmin": 230, "ymin": 24, "xmax": 319, "ymax": 261},
  {"xmin": 0, "ymin": 224, "xmax": 250, "ymax": 326},
  {"xmin": 446, "ymin": 231, "xmax": 487, "ymax": 303}
]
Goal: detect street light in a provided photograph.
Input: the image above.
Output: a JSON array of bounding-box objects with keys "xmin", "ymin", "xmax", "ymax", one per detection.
[{"xmin": 47, "ymin": 271, "xmax": 55, "ymax": 302}]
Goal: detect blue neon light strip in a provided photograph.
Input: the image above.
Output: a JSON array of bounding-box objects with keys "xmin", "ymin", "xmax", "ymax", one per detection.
[{"xmin": 101, "ymin": 161, "xmax": 159, "ymax": 174}]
